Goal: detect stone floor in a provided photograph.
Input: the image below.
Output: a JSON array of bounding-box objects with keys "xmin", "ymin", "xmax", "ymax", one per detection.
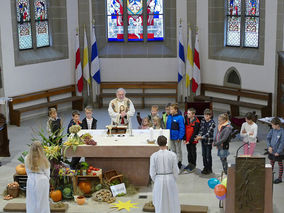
[{"xmin": 0, "ymin": 108, "xmax": 284, "ymax": 213}]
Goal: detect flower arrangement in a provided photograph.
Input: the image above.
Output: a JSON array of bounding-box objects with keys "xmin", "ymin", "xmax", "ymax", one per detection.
[
  {"xmin": 43, "ymin": 145, "xmax": 61, "ymax": 161},
  {"xmin": 69, "ymin": 125, "xmax": 81, "ymax": 135}
]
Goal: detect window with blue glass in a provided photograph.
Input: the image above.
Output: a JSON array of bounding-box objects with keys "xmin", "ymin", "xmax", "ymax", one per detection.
[
  {"xmin": 16, "ymin": 0, "xmax": 50, "ymax": 50},
  {"xmin": 107, "ymin": 0, "xmax": 164, "ymax": 42},
  {"xmin": 226, "ymin": 0, "xmax": 259, "ymax": 48}
]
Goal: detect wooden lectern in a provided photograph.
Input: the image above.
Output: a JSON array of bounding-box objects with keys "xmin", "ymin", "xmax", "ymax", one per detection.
[{"xmin": 225, "ymin": 156, "xmax": 273, "ymax": 213}]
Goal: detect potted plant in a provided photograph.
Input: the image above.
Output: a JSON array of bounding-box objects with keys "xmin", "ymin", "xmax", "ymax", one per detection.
[
  {"xmin": 80, "ymin": 162, "xmax": 89, "ymax": 176},
  {"xmin": 76, "ymin": 196, "xmax": 86, "ymax": 205}
]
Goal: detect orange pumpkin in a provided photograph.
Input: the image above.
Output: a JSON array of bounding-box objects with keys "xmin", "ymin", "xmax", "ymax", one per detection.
[
  {"xmin": 78, "ymin": 181, "xmax": 92, "ymax": 194},
  {"xmin": 16, "ymin": 164, "xmax": 26, "ymax": 175},
  {"xmin": 50, "ymin": 190, "xmax": 62, "ymax": 202}
]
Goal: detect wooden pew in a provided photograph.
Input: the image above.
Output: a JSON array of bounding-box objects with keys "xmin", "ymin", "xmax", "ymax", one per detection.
[
  {"xmin": 99, "ymin": 82, "xmax": 178, "ymax": 108},
  {"xmin": 9, "ymin": 85, "xmax": 83, "ymax": 126},
  {"xmin": 194, "ymin": 83, "xmax": 272, "ymax": 117}
]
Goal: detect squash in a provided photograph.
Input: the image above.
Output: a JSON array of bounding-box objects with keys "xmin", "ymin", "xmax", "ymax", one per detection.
[
  {"xmin": 78, "ymin": 181, "xmax": 92, "ymax": 194},
  {"xmin": 15, "ymin": 164, "xmax": 26, "ymax": 175},
  {"xmin": 50, "ymin": 190, "xmax": 62, "ymax": 202}
]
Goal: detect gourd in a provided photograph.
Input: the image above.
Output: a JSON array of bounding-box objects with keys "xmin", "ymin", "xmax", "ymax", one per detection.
[
  {"xmin": 78, "ymin": 181, "xmax": 92, "ymax": 194},
  {"xmin": 50, "ymin": 190, "xmax": 62, "ymax": 202},
  {"xmin": 15, "ymin": 164, "xmax": 26, "ymax": 175}
]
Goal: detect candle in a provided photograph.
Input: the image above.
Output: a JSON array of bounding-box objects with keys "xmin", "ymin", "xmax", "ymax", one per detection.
[{"xmin": 149, "ymin": 127, "xmax": 154, "ymax": 141}]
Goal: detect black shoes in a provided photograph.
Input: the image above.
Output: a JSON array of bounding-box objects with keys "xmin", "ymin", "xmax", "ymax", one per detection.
[
  {"xmin": 274, "ymin": 178, "xmax": 282, "ymax": 184},
  {"xmin": 201, "ymin": 168, "xmax": 212, "ymax": 175}
]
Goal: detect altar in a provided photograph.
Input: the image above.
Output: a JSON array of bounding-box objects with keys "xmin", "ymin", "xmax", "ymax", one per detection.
[{"xmin": 64, "ymin": 129, "xmax": 170, "ymax": 186}]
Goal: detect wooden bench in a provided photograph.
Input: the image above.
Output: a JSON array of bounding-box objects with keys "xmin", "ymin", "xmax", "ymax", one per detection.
[
  {"xmin": 9, "ymin": 85, "xmax": 83, "ymax": 126},
  {"xmin": 99, "ymin": 82, "xmax": 178, "ymax": 108},
  {"xmin": 194, "ymin": 83, "xmax": 272, "ymax": 117}
]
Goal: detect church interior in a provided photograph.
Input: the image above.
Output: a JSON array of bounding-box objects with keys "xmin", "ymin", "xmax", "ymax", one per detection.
[{"xmin": 0, "ymin": 0, "xmax": 284, "ymax": 212}]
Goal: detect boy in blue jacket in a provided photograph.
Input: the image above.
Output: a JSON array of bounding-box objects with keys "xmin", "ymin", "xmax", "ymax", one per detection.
[
  {"xmin": 267, "ymin": 117, "xmax": 284, "ymax": 184},
  {"xmin": 166, "ymin": 103, "xmax": 185, "ymax": 169}
]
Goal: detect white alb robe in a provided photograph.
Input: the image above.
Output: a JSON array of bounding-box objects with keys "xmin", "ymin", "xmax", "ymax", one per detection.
[
  {"xmin": 25, "ymin": 158, "xmax": 50, "ymax": 213},
  {"xmin": 150, "ymin": 150, "xmax": 180, "ymax": 213}
]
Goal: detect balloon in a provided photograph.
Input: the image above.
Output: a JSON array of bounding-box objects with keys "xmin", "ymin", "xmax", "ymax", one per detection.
[
  {"xmin": 216, "ymin": 194, "xmax": 226, "ymax": 200},
  {"xmin": 214, "ymin": 184, "xmax": 227, "ymax": 197},
  {"xmin": 221, "ymin": 178, "xmax": 227, "ymax": 188},
  {"xmin": 208, "ymin": 178, "xmax": 220, "ymax": 189}
]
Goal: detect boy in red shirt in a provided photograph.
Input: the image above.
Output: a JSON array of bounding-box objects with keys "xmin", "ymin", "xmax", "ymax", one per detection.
[{"xmin": 182, "ymin": 108, "xmax": 200, "ymax": 173}]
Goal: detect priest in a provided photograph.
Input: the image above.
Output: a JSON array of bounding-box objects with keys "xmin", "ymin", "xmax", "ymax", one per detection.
[{"xmin": 108, "ymin": 88, "xmax": 135, "ymax": 126}]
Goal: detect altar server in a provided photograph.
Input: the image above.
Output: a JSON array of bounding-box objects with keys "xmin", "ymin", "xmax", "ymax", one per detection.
[
  {"xmin": 25, "ymin": 141, "xmax": 50, "ymax": 213},
  {"xmin": 150, "ymin": 135, "xmax": 180, "ymax": 213}
]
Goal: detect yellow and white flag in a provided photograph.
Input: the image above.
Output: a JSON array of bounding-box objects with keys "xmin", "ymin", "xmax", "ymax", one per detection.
[
  {"xmin": 185, "ymin": 26, "xmax": 193, "ymax": 88},
  {"xmin": 83, "ymin": 27, "xmax": 91, "ymax": 85}
]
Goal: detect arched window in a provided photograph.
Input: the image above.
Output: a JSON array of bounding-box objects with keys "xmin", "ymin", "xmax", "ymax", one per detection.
[
  {"xmin": 106, "ymin": 0, "xmax": 164, "ymax": 42},
  {"xmin": 224, "ymin": 67, "xmax": 241, "ymax": 88},
  {"xmin": 16, "ymin": 0, "xmax": 50, "ymax": 50},
  {"xmin": 225, "ymin": 0, "xmax": 259, "ymax": 48}
]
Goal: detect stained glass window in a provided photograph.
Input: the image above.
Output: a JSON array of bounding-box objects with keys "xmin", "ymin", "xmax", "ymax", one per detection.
[
  {"xmin": 147, "ymin": 0, "xmax": 164, "ymax": 41},
  {"xmin": 127, "ymin": 0, "xmax": 143, "ymax": 41},
  {"xmin": 225, "ymin": 0, "xmax": 259, "ymax": 48},
  {"xmin": 17, "ymin": 0, "xmax": 32, "ymax": 50},
  {"xmin": 36, "ymin": 21, "xmax": 49, "ymax": 47},
  {"xmin": 16, "ymin": 0, "xmax": 50, "ymax": 50},
  {"xmin": 244, "ymin": 0, "xmax": 259, "ymax": 47},
  {"xmin": 106, "ymin": 0, "xmax": 164, "ymax": 42},
  {"xmin": 34, "ymin": 0, "xmax": 50, "ymax": 47},
  {"xmin": 226, "ymin": 17, "xmax": 241, "ymax": 46},
  {"xmin": 107, "ymin": 0, "xmax": 124, "ymax": 41}
]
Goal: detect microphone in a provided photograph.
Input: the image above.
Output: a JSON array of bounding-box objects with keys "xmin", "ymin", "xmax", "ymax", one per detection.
[{"xmin": 236, "ymin": 142, "xmax": 249, "ymax": 158}]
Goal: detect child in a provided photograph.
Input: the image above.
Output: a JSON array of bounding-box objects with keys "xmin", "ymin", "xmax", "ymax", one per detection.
[
  {"xmin": 139, "ymin": 117, "xmax": 151, "ymax": 129},
  {"xmin": 67, "ymin": 111, "xmax": 83, "ymax": 169},
  {"xmin": 166, "ymin": 103, "xmax": 185, "ymax": 169},
  {"xmin": 213, "ymin": 113, "xmax": 232, "ymax": 175},
  {"xmin": 150, "ymin": 135, "xmax": 180, "ymax": 213},
  {"xmin": 240, "ymin": 112, "xmax": 258, "ymax": 156},
  {"xmin": 195, "ymin": 109, "xmax": 216, "ymax": 174},
  {"xmin": 67, "ymin": 110, "xmax": 82, "ymax": 136},
  {"xmin": 148, "ymin": 105, "xmax": 159, "ymax": 124},
  {"xmin": 267, "ymin": 117, "xmax": 284, "ymax": 184},
  {"xmin": 25, "ymin": 141, "xmax": 50, "ymax": 213},
  {"xmin": 183, "ymin": 108, "xmax": 200, "ymax": 172},
  {"xmin": 82, "ymin": 106, "xmax": 97, "ymax": 130},
  {"xmin": 161, "ymin": 103, "xmax": 171, "ymax": 129},
  {"xmin": 47, "ymin": 108, "xmax": 63, "ymax": 144},
  {"xmin": 152, "ymin": 116, "xmax": 161, "ymax": 129}
]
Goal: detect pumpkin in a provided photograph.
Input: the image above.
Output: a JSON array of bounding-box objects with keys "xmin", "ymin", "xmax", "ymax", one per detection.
[
  {"xmin": 50, "ymin": 190, "xmax": 62, "ymax": 202},
  {"xmin": 16, "ymin": 164, "xmax": 26, "ymax": 175},
  {"xmin": 78, "ymin": 181, "xmax": 92, "ymax": 194}
]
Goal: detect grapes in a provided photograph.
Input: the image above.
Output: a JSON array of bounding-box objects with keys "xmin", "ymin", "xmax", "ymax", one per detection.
[{"xmin": 83, "ymin": 137, "xmax": 97, "ymax": 145}]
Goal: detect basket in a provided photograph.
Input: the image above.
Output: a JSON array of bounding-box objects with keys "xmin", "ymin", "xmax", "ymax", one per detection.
[
  {"xmin": 7, "ymin": 186, "xmax": 19, "ymax": 198},
  {"xmin": 103, "ymin": 170, "xmax": 123, "ymax": 184}
]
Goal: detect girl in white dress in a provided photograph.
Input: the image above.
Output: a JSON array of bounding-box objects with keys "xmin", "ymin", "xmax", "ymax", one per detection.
[
  {"xmin": 25, "ymin": 141, "xmax": 50, "ymax": 213},
  {"xmin": 150, "ymin": 135, "xmax": 180, "ymax": 213},
  {"xmin": 240, "ymin": 112, "xmax": 258, "ymax": 156}
]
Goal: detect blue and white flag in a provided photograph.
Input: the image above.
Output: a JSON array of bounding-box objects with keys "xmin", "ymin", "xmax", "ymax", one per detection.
[
  {"xmin": 178, "ymin": 25, "xmax": 185, "ymax": 83},
  {"xmin": 91, "ymin": 25, "xmax": 101, "ymax": 84}
]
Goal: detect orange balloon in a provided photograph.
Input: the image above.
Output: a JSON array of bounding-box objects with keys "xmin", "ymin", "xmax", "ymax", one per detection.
[{"xmin": 214, "ymin": 184, "xmax": 227, "ymax": 197}]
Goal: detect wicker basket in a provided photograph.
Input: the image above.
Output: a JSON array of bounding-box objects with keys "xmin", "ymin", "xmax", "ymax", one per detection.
[
  {"xmin": 7, "ymin": 186, "xmax": 19, "ymax": 198},
  {"xmin": 103, "ymin": 170, "xmax": 123, "ymax": 184}
]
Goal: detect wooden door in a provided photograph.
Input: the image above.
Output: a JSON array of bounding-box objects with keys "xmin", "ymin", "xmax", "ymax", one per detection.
[{"xmin": 277, "ymin": 52, "xmax": 284, "ymax": 117}]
